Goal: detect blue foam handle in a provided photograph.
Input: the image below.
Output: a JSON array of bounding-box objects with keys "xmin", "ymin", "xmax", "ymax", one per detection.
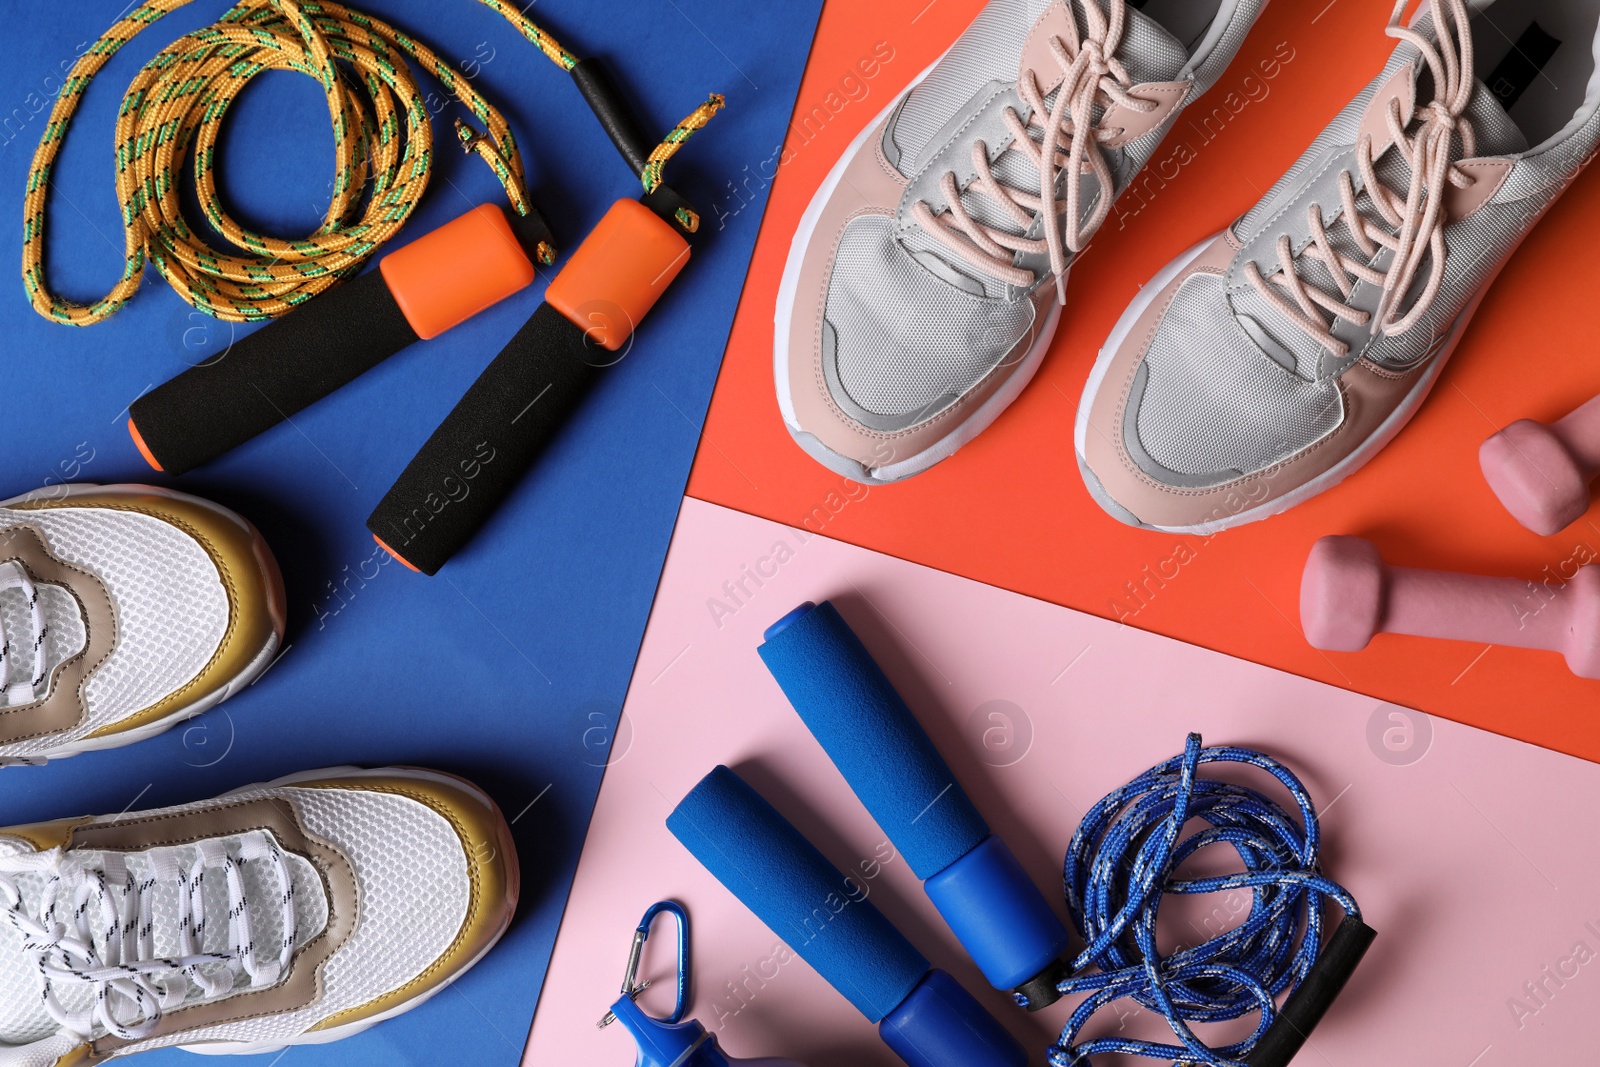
[
  {"xmin": 758, "ymin": 601, "xmax": 989, "ymax": 881},
  {"xmin": 667, "ymin": 766, "xmax": 929, "ymax": 1023},
  {"xmin": 761, "ymin": 601, "xmax": 1071, "ymax": 994},
  {"xmin": 924, "ymin": 835, "xmax": 1071, "ymax": 991}
]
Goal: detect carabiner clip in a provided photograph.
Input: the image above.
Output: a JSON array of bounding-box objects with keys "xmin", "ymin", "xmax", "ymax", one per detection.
[{"xmin": 596, "ymin": 900, "xmax": 690, "ymax": 1029}]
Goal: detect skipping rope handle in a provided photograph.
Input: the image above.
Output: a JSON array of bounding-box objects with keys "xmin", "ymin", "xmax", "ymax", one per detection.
[
  {"xmin": 128, "ymin": 205, "xmax": 553, "ymax": 476},
  {"xmin": 366, "ymin": 198, "xmax": 690, "ymax": 575},
  {"xmin": 1246, "ymin": 915, "xmax": 1377, "ymax": 1067},
  {"xmin": 759, "ymin": 601, "xmax": 1074, "ymax": 1010},
  {"xmin": 668, "ymin": 766, "xmax": 1028, "ymax": 1067}
]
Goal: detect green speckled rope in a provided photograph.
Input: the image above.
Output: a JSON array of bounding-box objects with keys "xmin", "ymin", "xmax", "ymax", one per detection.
[
  {"xmin": 643, "ymin": 92, "xmax": 725, "ymax": 233},
  {"xmin": 22, "ymin": 0, "xmax": 718, "ymax": 326}
]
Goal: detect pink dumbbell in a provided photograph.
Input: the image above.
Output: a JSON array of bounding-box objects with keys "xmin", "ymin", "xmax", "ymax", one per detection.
[
  {"xmin": 1301, "ymin": 536, "xmax": 1600, "ymax": 680},
  {"xmin": 1480, "ymin": 393, "xmax": 1600, "ymax": 535}
]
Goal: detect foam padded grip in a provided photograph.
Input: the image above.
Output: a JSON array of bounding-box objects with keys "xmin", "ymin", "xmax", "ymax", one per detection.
[
  {"xmin": 667, "ymin": 766, "xmax": 930, "ymax": 1023},
  {"xmin": 758, "ymin": 602, "xmax": 989, "ymax": 880},
  {"xmin": 129, "ymin": 270, "xmax": 418, "ymax": 475},
  {"xmin": 366, "ymin": 302, "xmax": 603, "ymax": 575}
]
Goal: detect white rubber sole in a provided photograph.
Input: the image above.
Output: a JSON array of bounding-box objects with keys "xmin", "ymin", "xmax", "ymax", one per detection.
[
  {"xmin": 183, "ymin": 767, "xmax": 519, "ymax": 1055},
  {"xmin": 0, "ymin": 483, "xmax": 287, "ymax": 761},
  {"xmin": 1074, "ymin": 232, "xmax": 1523, "ymax": 535}
]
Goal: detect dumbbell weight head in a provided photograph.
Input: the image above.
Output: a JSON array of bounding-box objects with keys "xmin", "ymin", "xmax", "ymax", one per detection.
[
  {"xmin": 1480, "ymin": 419, "xmax": 1594, "ymax": 537},
  {"xmin": 1300, "ymin": 536, "xmax": 1386, "ymax": 653},
  {"xmin": 1564, "ymin": 567, "xmax": 1600, "ymax": 679}
]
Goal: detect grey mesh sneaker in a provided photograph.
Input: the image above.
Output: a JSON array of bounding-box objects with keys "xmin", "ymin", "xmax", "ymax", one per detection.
[
  {"xmin": 776, "ymin": 0, "xmax": 1269, "ymax": 484},
  {"xmin": 1079, "ymin": 0, "xmax": 1600, "ymax": 532}
]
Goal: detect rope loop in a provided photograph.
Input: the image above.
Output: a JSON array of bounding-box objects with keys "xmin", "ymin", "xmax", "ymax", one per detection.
[
  {"xmin": 23, "ymin": 0, "xmax": 569, "ymax": 325},
  {"xmin": 1051, "ymin": 734, "xmax": 1362, "ymax": 1066}
]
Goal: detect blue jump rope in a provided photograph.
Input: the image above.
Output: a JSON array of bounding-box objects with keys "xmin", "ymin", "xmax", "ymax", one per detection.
[{"xmin": 653, "ymin": 600, "xmax": 1373, "ymax": 1067}]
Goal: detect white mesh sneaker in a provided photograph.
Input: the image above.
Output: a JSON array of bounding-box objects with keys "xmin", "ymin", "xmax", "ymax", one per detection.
[
  {"xmin": 1079, "ymin": 0, "xmax": 1600, "ymax": 532},
  {"xmin": 0, "ymin": 484, "xmax": 285, "ymax": 764},
  {"xmin": 776, "ymin": 0, "xmax": 1269, "ymax": 484},
  {"xmin": 0, "ymin": 766, "xmax": 518, "ymax": 1062}
]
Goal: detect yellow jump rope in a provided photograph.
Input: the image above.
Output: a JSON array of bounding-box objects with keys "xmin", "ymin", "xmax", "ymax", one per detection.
[{"xmin": 21, "ymin": 0, "xmax": 722, "ymax": 326}]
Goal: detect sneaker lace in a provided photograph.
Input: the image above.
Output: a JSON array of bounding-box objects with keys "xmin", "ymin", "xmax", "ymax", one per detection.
[
  {"xmin": 910, "ymin": 0, "xmax": 1153, "ymax": 303},
  {"xmin": 0, "ymin": 834, "xmax": 298, "ymax": 1042},
  {"xmin": 1245, "ymin": 0, "xmax": 1479, "ymax": 359},
  {"xmin": 0, "ymin": 562, "xmax": 50, "ymax": 710}
]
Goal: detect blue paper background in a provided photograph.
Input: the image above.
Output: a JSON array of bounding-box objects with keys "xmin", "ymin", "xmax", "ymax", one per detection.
[{"xmin": 0, "ymin": 2, "xmax": 820, "ymax": 1063}]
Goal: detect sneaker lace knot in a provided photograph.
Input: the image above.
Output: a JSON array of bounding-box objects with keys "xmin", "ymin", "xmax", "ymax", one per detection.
[
  {"xmin": 0, "ymin": 833, "xmax": 298, "ymax": 1042},
  {"xmin": 912, "ymin": 0, "xmax": 1152, "ymax": 303},
  {"xmin": 1246, "ymin": 0, "xmax": 1480, "ymax": 359}
]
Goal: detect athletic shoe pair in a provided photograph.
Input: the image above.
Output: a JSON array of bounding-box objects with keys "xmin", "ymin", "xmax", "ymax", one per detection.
[
  {"xmin": 778, "ymin": 0, "xmax": 1600, "ymax": 532},
  {"xmin": 0, "ymin": 485, "xmax": 517, "ymax": 1061}
]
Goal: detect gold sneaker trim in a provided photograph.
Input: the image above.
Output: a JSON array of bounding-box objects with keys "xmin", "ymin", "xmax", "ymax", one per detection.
[{"xmin": 11, "ymin": 489, "xmax": 285, "ymax": 741}]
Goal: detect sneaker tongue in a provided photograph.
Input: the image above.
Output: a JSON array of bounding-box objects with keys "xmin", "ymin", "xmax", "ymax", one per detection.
[
  {"xmin": 1114, "ymin": 4, "xmax": 1190, "ymax": 85},
  {"xmin": 1461, "ymin": 77, "xmax": 1530, "ymax": 157},
  {"xmin": 893, "ymin": 0, "xmax": 1190, "ymax": 175}
]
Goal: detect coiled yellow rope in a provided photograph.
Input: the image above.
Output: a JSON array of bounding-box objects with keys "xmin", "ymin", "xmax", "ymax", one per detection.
[{"xmin": 22, "ymin": 0, "xmax": 719, "ymax": 326}]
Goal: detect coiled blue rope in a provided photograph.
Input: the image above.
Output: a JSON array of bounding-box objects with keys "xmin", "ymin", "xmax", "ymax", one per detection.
[{"xmin": 1049, "ymin": 734, "xmax": 1361, "ymax": 1066}]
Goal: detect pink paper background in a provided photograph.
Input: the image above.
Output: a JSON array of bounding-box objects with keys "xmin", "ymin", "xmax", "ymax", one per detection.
[{"xmin": 523, "ymin": 497, "xmax": 1600, "ymax": 1065}]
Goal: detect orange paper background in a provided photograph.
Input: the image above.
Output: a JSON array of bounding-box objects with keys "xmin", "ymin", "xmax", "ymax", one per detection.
[{"xmin": 685, "ymin": 0, "xmax": 1600, "ymax": 761}]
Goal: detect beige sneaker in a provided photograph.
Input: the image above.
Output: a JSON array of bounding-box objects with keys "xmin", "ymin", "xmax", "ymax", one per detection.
[
  {"xmin": 0, "ymin": 766, "xmax": 517, "ymax": 1060},
  {"xmin": 776, "ymin": 0, "xmax": 1269, "ymax": 484},
  {"xmin": 1078, "ymin": 0, "xmax": 1600, "ymax": 532}
]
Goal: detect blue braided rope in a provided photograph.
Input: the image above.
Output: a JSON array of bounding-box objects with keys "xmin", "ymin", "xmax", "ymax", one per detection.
[{"xmin": 1050, "ymin": 734, "xmax": 1361, "ymax": 1067}]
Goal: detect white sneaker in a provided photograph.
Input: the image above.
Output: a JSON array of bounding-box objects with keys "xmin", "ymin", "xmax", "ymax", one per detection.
[
  {"xmin": 0, "ymin": 766, "xmax": 518, "ymax": 1060},
  {"xmin": 0, "ymin": 484, "xmax": 285, "ymax": 763}
]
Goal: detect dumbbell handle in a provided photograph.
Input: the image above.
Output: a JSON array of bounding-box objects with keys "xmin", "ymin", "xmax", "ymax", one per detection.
[
  {"xmin": 1549, "ymin": 394, "xmax": 1600, "ymax": 469},
  {"xmin": 1302, "ymin": 536, "xmax": 1600, "ymax": 679},
  {"xmin": 1379, "ymin": 564, "xmax": 1596, "ymax": 652},
  {"xmin": 1481, "ymin": 393, "xmax": 1600, "ymax": 535}
]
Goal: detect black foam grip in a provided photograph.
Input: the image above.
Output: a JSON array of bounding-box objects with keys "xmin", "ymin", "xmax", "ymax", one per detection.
[
  {"xmin": 366, "ymin": 302, "xmax": 606, "ymax": 575},
  {"xmin": 1247, "ymin": 916, "xmax": 1377, "ymax": 1067},
  {"xmin": 130, "ymin": 270, "xmax": 419, "ymax": 475}
]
